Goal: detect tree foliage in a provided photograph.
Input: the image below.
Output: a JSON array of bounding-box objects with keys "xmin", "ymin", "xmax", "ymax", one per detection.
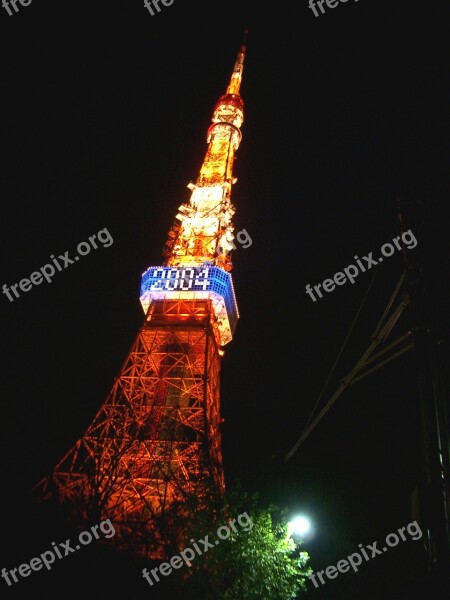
[{"xmin": 172, "ymin": 485, "xmax": 312, "ymax": 600}]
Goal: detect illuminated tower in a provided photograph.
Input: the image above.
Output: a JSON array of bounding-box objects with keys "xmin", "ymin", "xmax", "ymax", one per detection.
[{"xmin": 35, "ymin": 41, "xmax": 247, "ymax": 559}]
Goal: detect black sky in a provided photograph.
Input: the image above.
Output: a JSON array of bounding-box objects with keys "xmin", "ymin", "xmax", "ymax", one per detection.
[{"xmin": 1, "ymin": 1, "xmax": 449, "ymax": 598}]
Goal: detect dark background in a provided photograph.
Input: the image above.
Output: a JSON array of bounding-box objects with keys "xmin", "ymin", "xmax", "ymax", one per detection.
[{"xmin": 1, "ymin": 0, "xmax": 449, "ymax": 598}]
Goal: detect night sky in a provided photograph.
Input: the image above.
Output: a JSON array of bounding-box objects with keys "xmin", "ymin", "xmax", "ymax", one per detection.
[{"xmin": 1, "ymin": 1, "xmax": 449, "ymax": 598}]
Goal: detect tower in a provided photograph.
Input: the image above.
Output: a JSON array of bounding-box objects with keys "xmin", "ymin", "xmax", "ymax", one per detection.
[{"xmin": 35, "ymin": 41, "xmax": 247, "ymax": 559}]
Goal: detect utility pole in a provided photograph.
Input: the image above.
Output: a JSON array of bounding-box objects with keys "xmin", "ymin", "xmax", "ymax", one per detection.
[{"xmin": 402, "ymin": 198, "xmax": 450, "ymax": 588}]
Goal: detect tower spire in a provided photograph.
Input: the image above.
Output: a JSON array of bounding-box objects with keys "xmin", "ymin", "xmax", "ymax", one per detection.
[
  {"xmin": 226, "ymin": 33, "xmax": 247, "ymax": 95},
  {"xmin": 161, "ymin": 40, "xmax": 247, "ymax": 274}
]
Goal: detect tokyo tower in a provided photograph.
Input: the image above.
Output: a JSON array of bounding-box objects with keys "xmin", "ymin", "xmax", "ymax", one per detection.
[{"xmin": 35, "ymin": 40, "xmax": 247, "ymax": 559}]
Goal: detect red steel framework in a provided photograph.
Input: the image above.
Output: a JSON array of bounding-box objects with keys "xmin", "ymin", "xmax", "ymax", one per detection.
[{"xmin": 35, "ymin": 41, "xmax": 247, "ymax": 559}]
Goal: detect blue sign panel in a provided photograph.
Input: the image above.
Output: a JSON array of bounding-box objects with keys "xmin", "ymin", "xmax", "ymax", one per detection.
[{"xmin": 140, "ymin": 265, "xmax": 239, "ymax": 341}]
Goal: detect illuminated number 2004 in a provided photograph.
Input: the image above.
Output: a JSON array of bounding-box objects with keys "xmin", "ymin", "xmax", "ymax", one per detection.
[{"xmin": 149, "ymin": 268, "xmax": 210, "ymax": 291}]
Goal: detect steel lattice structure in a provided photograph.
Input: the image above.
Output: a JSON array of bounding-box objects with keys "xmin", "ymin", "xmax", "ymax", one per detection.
[{"xmin": 35, "ymin": 41, "xmax": 247, "ymax": 559}]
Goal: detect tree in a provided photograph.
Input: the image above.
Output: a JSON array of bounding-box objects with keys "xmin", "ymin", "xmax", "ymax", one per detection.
[{"xmin": 170, "ymin": 484, "xmax": 312, "ymax": 599}]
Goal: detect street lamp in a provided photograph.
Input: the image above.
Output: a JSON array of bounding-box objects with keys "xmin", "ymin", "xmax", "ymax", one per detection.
[{"xmin": 288, "ymin": 515, "xmax": 312, "ymax": 538}]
